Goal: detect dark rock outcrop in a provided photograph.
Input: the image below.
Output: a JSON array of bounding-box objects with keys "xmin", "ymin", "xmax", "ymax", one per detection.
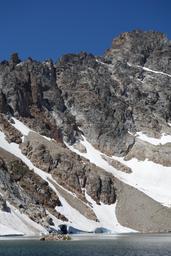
[{"xmin": 0, "ymin": 114, "xmax": 22, "ymax": 143}]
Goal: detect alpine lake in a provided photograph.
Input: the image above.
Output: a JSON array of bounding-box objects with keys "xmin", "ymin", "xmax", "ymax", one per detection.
[{"xmin": 0, "ymin": 233, "xmax": 171, "ymax": 256}]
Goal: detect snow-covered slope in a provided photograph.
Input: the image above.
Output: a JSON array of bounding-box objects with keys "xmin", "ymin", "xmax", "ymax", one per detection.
[
  {"xmin": 1, "ymin": 116, "xmax": 171, "ymax": 236},
  {"xmin": 11, "ymin": 118, "xmax": 31, "ymax": 137},
  {"xmin": 0, "ymin": 120, "xmax": 135, "ymax": 234},
  {"xmin": 127, "ymin": 62, "xmax": 171, "ymax": 78},
  {"xmin": 0, "ymin": 224, "xmax": 23, "ymax": 236},
  {"xmin": 136, "ymin": 131, "xmax": 171, "ymax": 145},
  {"xmin": 66, "ymin": 136, "xmax": 171, "ymax": 207},
  {"xmin": 0, "ymin": 131, "xmax": 96, "ymax": 233},
  {"xmin": 85, "ymin": 192, "xmax": 135, "ymax": 233},
  {"xmin": 0, "ymin": 203, "xmax": 47, "ymax": 236}
]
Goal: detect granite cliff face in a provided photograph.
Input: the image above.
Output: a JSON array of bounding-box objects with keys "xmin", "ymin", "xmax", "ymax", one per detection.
[{"xmin": 0, "ymin": 30, "xmax": 171, "ymax": 235}]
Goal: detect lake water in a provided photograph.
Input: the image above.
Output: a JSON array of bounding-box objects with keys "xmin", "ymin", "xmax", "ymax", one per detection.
[{"xmin": 0, "ymin": 234, "xmax": 171, "ymax": 256}]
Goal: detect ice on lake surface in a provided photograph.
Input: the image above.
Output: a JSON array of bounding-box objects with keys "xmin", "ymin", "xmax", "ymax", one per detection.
[{"xmin": 0, "ymin": 234, "xmax": 171, "ymax": 256}]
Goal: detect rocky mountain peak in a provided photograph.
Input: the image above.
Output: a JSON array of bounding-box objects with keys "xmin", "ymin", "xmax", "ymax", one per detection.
[
  {"xmin": 0, "ymin": 30, "xmax": 171, "ymax": 235},
  {"xmin": 105, "ymin": 30, "xmax": 169, "ymax": 66}
]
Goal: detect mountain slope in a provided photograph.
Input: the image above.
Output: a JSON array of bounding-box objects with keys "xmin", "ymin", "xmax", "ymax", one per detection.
[{"xmin": 0, "ymin": 30, "xmax": 171, "ymax": 235}]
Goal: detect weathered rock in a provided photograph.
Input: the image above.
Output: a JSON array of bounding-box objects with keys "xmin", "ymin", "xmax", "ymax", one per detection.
[
  {"xmin": 21, "ymin": 132, "xmax": 117, "ymax": 205},
  {"xmin": 125, "ymin": 139, "xmax": 171, "ymax": 166},
  {"xmin": 102, "ymin": 155, "xmax": 132, "ymax": 173},
  {"xmin": 73, "ymin": 142, "xmax": 87, "ymax": 153},
  {"xmin": 0, "ymin": 195, "xmax": 9, "ymax": 212},
  {"xmin": 40, "ymin": 234, "xmax": 71, "ymax": 241},
  {"xmin": 115, "ymin": 179, "xmax": 171, "ymax": 233},
  {"xmin": 0, "ymin": 114, "xmax": 22, "ymax": 143}
]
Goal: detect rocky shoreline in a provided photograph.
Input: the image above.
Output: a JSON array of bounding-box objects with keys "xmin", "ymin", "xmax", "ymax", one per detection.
[{"xmin": 40, "ymin": 234, "xmax": 71, "ymax": 241}]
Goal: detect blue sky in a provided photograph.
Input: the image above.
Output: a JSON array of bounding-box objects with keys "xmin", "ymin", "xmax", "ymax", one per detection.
[{"xmin": 0, "ymin": 0, "xmax": 170, "ymax": 61}]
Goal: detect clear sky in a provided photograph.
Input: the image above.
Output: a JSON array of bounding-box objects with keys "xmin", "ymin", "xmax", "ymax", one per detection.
[{"xmin": 0, "ymin": 0, "xmax": 170, "ymax": 61}]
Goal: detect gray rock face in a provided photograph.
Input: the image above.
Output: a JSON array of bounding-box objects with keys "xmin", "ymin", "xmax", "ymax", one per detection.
[
  {"xmin": 1, "ymin": 30, "xmax": 171, "ymax": 155},
  {"xmin": 0, "ymin": 195, "xmax": 9, "ymax": 212},
  {"xmin": 56, "ymin": 52, "xmax": 135, "ymax": 155},
  {"xmin": 115, "ymin": 179, "xmax": 171, "ymax": 233},
  {"xmin": 55, "ymin": 31, "xmax": 171, "ymax": 154},
  {"xmin": 0, "ymin": 59, "xmax": 65, "ymax": 117},
  {"xmin": 125, "ymin": 139, "xmax": 171, "ymax": 166},
  {"xmin": 103, "ymin": 30, "xmax": 171, "ymax": 137},
  {"xmin": 105, "ymin": 30, "xmax": 167, "ymax": 65}
]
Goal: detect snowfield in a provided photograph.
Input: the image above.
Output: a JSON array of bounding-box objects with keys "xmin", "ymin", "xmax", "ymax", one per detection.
[
  {"xmin": 11, "ymin": 118, "xmax": 31, "ymax": 136},
  {"xmin": 0, "ymin": 203, "xmax": 47, "ymax": 236},
  {"xmin": 66, "ymin": 136, "xmax": 171, "ymax": 207},
  {"xmin": 85, "ymin": 192, "xmax": 135, "ymax": 233},
  {"xmin": 10, "ymin": 119, "xmax": 171, "ymax": 207},
  {"xmin": 136, "ymin": 131, "xmax": 171, "ymax": 145},
  {"xmin": 11, "ymin": 118, "xmax": 52, "ymax": 141},
  {"xmin": 0, "ymin": 131, "xmax": 99, "ymax": 234},
  {"xmin": 0, "ymin": 120, "xmax": 136, "ymax": 234},
  {"xmin": 2, "ymin": 117, "xmax": 171, "ymax": 236},
  {"xmin": 0, "ymin": 224, "xmax": 23, "ymax": 236}
]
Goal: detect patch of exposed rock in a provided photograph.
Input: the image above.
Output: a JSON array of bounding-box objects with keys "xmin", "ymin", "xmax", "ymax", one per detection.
[
  {"xmin": 0, "ymin": 114, "xmax": 22, "ymax": 143},
  {"xmin": 73, "ymin": 142, "xmax": 87, "ymax": 153},
  {"xmin": 101, "ymin": 155, "xmax": 132, "ymax": 173},
  {"xmin": 125, "ymin": 139, "xmax": 171, "ymax": 166},
  {"xmin": 115, "ymin": 179, "xmax": 171, "ymax": 233},
  {"xmin": 20, "ymin": 132, "xmax": 117, "ymax": 205},
  {"xmin": 40, "ymin": 234, "xmax": 71, "ymax": 241},
  {"xmin": 0, "ymin": 195, "xmax": 9, "ymax": 212}
]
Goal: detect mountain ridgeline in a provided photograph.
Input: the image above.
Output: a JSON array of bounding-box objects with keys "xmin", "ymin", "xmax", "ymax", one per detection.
[{"xmin": 0, "ymin": 30, "xmax": 171, "ymax": 235}]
